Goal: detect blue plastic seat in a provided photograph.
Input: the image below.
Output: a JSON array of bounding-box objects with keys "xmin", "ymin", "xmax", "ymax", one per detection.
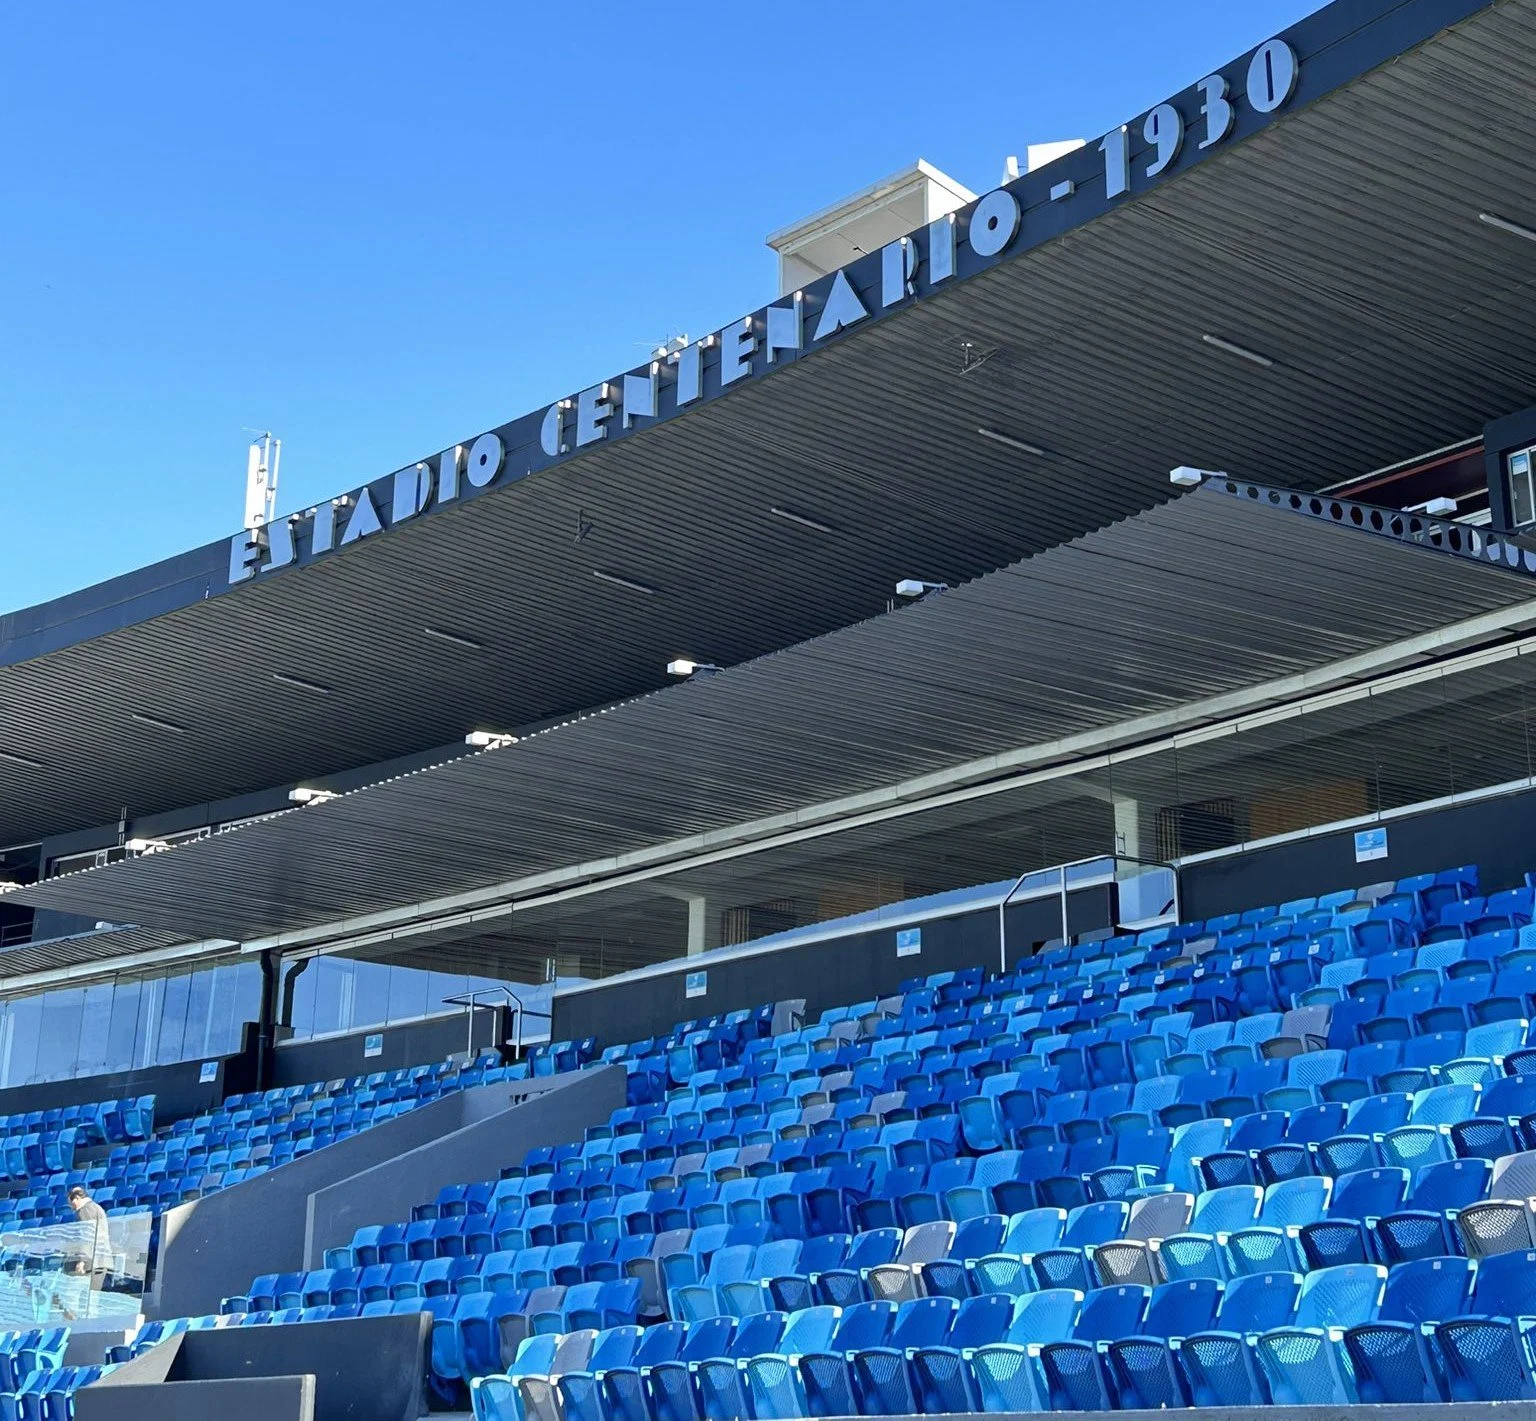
[
  {"xmin": 1037, "ymin": 1285, "xmax": 1149, "ymax": 1411},
  {"xmin": 844, "ymin": 1295, "xmax": 956, "ymax": 1413},
  {"xmin": 1102, "ymin": 1278, "xmax": 1222, "ymax": 1409},
  {"xmin": 740, "ymin": 1306, "xmax": 841, "ymax": 1420},
  {"xmin": 968, "ymin": 1288, "xmax": 1083, "ymax": 1413},
  {"xmin": 791, "ymin": 1302, "xmax": 895, "ymax": 1418},
  {"xmin": 590, "ymin": 1320, "xmax": 688, "ymax": 1421},
  {"xmin": 1252, "ymin": 1264, "xmax": 1386, "ymax": 1403},
  {"xmin": 1373, "ymin": 1156, "xmax": 1490, "ymax": 1263},
  {"xmin": 766, "ymin": 1234, "xmax": 847, "ymax": 1312},
  {"xmin": 1343, "ymin": 1256, "xmax": 1475, "ymax": 1403},
  {"xmin": 1435, "ymin": 1316, "xmax": 1536, "ymax": 1400},
  {"xmin": 557, "ymin": 1327, "xmax": 645, "ymax": 1421},
  {"xmin": 921, "ymin": 1214, "xmax": 1004, "ymax": 1298},
  {"xmin": 907, "ymin": 1293, "xmax": 1014, "ymax": 1413}
]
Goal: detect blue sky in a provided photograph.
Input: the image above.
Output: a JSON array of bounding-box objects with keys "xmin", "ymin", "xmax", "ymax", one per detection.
[{"xmin": 1, "ymin": 0, "xmax": 1317, "ymax": 612}]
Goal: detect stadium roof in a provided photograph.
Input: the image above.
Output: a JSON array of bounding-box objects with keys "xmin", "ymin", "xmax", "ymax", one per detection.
[
  {"xmin": 0, "ymin": 0, "xmax": 1530, "ymax": 848},
  {"xmin": 13, "ymin": 480, "xmax": 1536, "ymax": 948}
]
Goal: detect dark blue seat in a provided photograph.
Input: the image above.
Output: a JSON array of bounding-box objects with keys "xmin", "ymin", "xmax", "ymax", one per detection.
[
  {"xmin": 1343, "ymin": 1256, "xmax": 1475, "ymax": 1403},
  {"xmin": 846, "ymin": 1295, "xmax": 956, "ymax": 1413},
  {"xmin": 1374, "ymin": 1157, "xmax": 1490, "ymax": 1262},
  {"xmin": 908, "ymin": 1293, "xmax": 1014, "ymax": 1413},
  {"xmin": 1102, "ymin": 1279, "xmax": 1222, "ymax": 1409},
  {"xmin": 1038, "ymin": 1285, "xmax": 1149, "ymax": 1411}
]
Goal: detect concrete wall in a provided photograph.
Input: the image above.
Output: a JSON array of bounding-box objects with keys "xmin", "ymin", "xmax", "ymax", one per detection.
[
  {"xmin": 1180, "ymin": 785, "xmax": 1536, "ymax": 921},
  {"xmin": 82, "ymin": 1312, "xmax": 424, "ymax": 1421},
  {"xmin": 553, "ymin": 889, "xmax": 1113, "ymax": 1049},
  {"xmin": 151, "ymin": 1074, "xmax": 554, "ymax": 1320},
  {"xmin": 305, "ymin": 1064, "xmax": 626, "ymax": 1268},
  {"xmin": 0, "ymin": 1052, "xmax": 232, "ymax": 1126},
  {"xmin": 271, "ymin": 1009, "xmax": 503, "ymax": 1087},
  {"xmin": 76, "ymin": 1376, "xmax": 313, "ymax": 1421}
]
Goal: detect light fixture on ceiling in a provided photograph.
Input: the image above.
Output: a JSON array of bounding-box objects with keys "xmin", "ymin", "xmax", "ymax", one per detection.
[
  {"xmin": 1407, "ymin": 496, "xmax": 1459, "ymax": 517},
  {"xmin": 769, "ymin": 506, "xmax": 836, "ymax": 534},
  {"xmin": 465, "ymin": 730, "xmax": 518, "ymax": 749},
  {"xmin": 424, "ymin": 626, "xmax": 484, "ymax": 651},
  {"xmin": 592, "ymin": 570, "xmax": 659, "ymax": 595},
  {"xmin": 666, "ymin": 659, "xmax": 721, "ymax": 677},
  {"xmin": 1200, "ymin": 334, "xmax": 1275, "ymax": 369},
  {"xmin": 977, "ymin": 428, "xmax": 1047, "ymax": 457},
  {"xmin": 1478, "ymin": 211, "xmax": 1536, "ymax": 244},
  {"xmin": 288, "ymin": 786, "xmax": 338, "ymax": 805},
  {"xmin": 895, "ymin": 579, "xmax": 949, "ymax": 599},
  {"xmin": 131, "ymin": 711, "xmax": 188, "ymax": 735},
  {"xmin": 272, "ymin": 672, "xmax": 332, "ymax": 696},
  {"xmin": 1169, "ymin": 466, "xmax": 1224, "ymax": 487},
  {"xmin": 0, "ymin": 749, "xmax": 44, "ymax": 769}
]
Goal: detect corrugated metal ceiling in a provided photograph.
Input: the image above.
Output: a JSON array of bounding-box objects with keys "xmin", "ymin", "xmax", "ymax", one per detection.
[{"xmin": 12, "ymin": 481, "xmax": 1536, "ymax": 942}]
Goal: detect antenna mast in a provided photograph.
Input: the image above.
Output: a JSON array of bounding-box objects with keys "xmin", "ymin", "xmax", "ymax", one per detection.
[{"xmin": 244, "ymin": 433, "xmax": 281, "ymax": 529}]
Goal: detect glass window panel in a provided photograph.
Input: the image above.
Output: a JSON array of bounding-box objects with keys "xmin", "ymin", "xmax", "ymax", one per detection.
[
  {"xmin": 182, "ymin": 970, "xmax": 214, "ymax": 1061},
  {"xmin": 208, "ymin": 960, "xmax": 262, "ymax": 1057},
  {"xmin": 309, "ymin": 956, "xmax": 348, "ymax": 1038},
  {"xmin": 37, "ymin": 988, "xmax": 84, "ymax": 1082},
  {"xmin": 285, "ymin": 959, "xmax": 317, "ymax": 1041},
  {"xmin": 104, "ymin": 979, "xmax": 143, "ymax": 1076},
  {"xmin": 350, "ymin": 959, "xmax": 392, "ymax": 1033},
  {"xmin": 1512, "ymin": 450, "xmax": 1536, "ymax": 527},
  {"xmin": 427, "ymin": 972, "xmax": 468, "ymax": 1018},
  {"xmin": 385, "ymin": 964, "xmax": 429, "ymax": 1025},
  {"xmin": 135, "ymin": 976, "xmax": 163, "ymax": 1069},
  {"xmin": 203, "ymin": 966, "xmax": 238, "ymax": 1060},
  {"xmin": 155, "ymin": 973, "xmax": 192, "ymax": 1066},
  {"xmin": 3, "ymin": 997, "xmax": 40, "ymax": 1089},
  {"xmin": 77, "ymin": 982, "xmax": 114, "ymax": 1078},
  {"xmin": 1442, "ymin": 658, "xmax": 1535, "ymax": 796}
]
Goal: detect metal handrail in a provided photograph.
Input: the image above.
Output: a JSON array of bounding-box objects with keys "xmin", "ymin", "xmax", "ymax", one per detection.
[
  {"xmin": 996, "ymin": 853, "xmax": 1180, "ymax": 971},
  {"xmin": 440, "ymin": 985, "xmax": 531, "ymax": 1060}
]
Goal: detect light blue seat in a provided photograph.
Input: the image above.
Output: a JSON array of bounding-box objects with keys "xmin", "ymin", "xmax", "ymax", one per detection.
[
  {"xmin": 968, "ymin": 1288, "xmax": 1084, "ymax": 1412},
  {"xmin": 740, "ymin": 1305, "xmax": 841, "ymax": 1419},
  {"xmin": 1342, "ymin": 1256, "xmax": 1474, "ymax": 1403},
  {"xmin": 1037, "ymin": 1285, "xmax": 1149, "ymax": 1411},
  {"xmin": 1252, "ymin": 1264, "xmax": 1386, "ymax": 1404},
  {"xmin": 1179, "ymin": 1271, "xmax": 1300, "ymax": 1406}
]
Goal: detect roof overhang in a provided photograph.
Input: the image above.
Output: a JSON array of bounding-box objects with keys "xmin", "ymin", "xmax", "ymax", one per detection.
[
  {"xmin": 1, "ymin": 0, "xmax": 1530, "ymax": 848},
  {"xmin": 14, "ymin": 480, "xmax": 1536, "ymax": 946}
]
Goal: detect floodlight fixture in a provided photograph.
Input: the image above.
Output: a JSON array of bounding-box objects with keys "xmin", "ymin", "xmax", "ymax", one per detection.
[
  {"xmin": 465, "ymin": 731, "xmax": 518, "ymax": 749},
  {"xmin": 288, "ymin": 786, "xmax": 339, "ymax": 805}
]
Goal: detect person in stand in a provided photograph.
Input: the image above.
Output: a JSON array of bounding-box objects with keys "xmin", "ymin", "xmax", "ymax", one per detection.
[{"xmin": 64, "ymin": 1186, "xmax": 111, "ymax": 1291}]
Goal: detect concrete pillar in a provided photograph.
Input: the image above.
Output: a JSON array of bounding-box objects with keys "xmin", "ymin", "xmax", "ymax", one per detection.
[
  {"xmin": 686, "ymin": 895, "xmax": 710, "ymax": 957},
  {"xmin": 1113, "ymin": 797, "xmax": 1142, "ymax": 861}
]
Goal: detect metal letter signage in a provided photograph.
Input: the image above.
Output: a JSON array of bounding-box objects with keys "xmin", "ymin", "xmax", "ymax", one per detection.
[{"xmin": 229, "ymin": 31, "xmax": 1303, "ymax": 585}]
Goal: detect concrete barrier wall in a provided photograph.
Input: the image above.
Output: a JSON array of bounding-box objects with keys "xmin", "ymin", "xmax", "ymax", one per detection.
[
  {"xmin": 76, "ymin": 1375, "xmax": 313, "ymax": 1421},
  {"xmin": 151, "ymin": 1074, "xmax": 561, "ymax": 1320},
  {"xmin": 83, "ymin": 1313, "xmax": 424, "ymax": 1421},
  {"xmin": 858, "ymin": 1411, "xmax": 1536, "ymax": 1421},
  {"xmin": 305, "ymin": 1064, "xmax": 626, "ymax": 1268}
]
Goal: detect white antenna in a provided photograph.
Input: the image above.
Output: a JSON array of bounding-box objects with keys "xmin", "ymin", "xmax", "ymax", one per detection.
[{"xmin": 244, "ymin": 432, "xmax": 280, "ymax": 530}]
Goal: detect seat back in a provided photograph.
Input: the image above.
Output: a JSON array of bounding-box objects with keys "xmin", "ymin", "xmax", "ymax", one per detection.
[
  {"xmin": 1293, "ymin": 1263, "xmax": 1386, "ymax": 1329},
  {"xmin": 1214, "ymin": 1271, "xmax": 1300, "ymax": 1332},
  {"xmin": 1380, "ymin": 1256, "xmax": 1475, "ymax": 1325},
  {"xmin": 1006, "ymin": 1288, "xmax": 1082, "ymax": 1346}
]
